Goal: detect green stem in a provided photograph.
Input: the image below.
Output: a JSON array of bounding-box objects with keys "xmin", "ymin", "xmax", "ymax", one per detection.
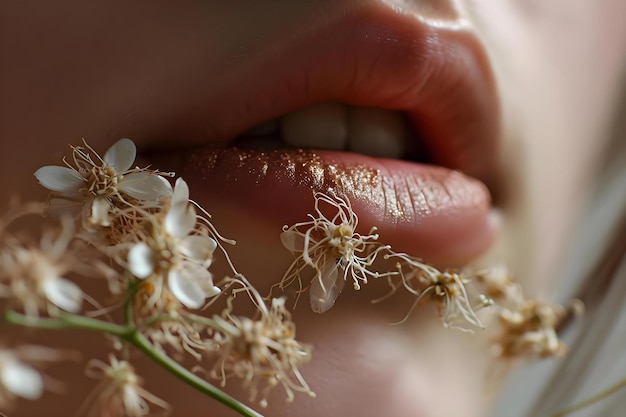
[
  {"xmin": 5, "ymin": 310, "xmax": 264, "ymax": 417},
  {"xmin": 128, "ymin": 331, "xmax": 263, "ymax": 417},
  {"xmin": 5, "ymin": 310, "xmax": 131, "ymax": 336},
  {"xmin": 550, "ymin": 378, "xmax": 626, "ymax": 417}
]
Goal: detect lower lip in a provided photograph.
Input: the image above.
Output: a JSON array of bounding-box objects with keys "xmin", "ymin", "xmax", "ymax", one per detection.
[{"xmin": 174, "ymin": 147, "xmax": 494, "ymax": 267}]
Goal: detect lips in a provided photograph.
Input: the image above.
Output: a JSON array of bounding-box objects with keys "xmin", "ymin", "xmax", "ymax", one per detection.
[{"xmin": 144, "ymin": 1, "xmax": 500, "ymax": 268}]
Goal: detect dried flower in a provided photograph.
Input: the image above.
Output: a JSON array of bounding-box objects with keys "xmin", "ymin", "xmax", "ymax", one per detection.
[
  {"xmin": 387, "ymin": 253, "xmax": 493, "ymax": 331},
  {"xmin": 469, "ymin": 266, "xmax": 574, "ymax": 359},
  {"xmin": 80, "ymin": 355, "xmax": 170, "ymax": 417},
  {"xmin": 133, "ymin": 280, "xmax": 207, "ymax": 361},
  {"xmin": 472, "ymin": 265, "xmax": 524, "ymax": 306},
  {"xmin": 279, "ymin": 191, "xmax": 389, "ymax": 313},
  {"xmin": 126, "ymin": 178, "xmax": 220, "ymax": 310},
  {"xmin": 492, "ymin": 300, "xmax": 569, "ymax": 359},
  {"xmin": 207, "ymin": 280, "xmax": 314, "ymax": 407},
  {"xmin": 34, "ymin": 138, "xmax": 172, "ymax": 228},
  {"xmin": 0, "ymin": 217, "xmax": 83, "ymax": 316},
  {"xmin": 142, "ymin": 318, "xmax": 207, "ymax": 362}
]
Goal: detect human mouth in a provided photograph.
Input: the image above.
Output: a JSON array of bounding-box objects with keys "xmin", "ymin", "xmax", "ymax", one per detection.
[{"xmin": 143, "ymin": 1, "xmax": 500, "ymax": 267}]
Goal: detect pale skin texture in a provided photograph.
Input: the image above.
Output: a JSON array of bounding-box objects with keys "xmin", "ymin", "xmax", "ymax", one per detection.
[{"xmin": 1, "ymin": 1, "xmax": 626, "ymax": 416}]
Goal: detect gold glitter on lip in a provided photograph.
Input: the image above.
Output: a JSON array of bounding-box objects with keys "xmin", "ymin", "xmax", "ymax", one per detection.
[
  {"xmin": 185, "ymin": 147, "xmax": 393, "ymax": 216},
  {"xmin": 183, "ymin": 147, "xmax": 489, "ymax": 225}
]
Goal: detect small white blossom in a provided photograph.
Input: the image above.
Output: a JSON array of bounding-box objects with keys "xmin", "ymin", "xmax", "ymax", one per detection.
[
  {"xmin": 0, "ymin": 345, "xmax": 69, "ymax": 411},
  {"xmin": 34, "ymin": 138, "xmax": 172, "ymax": 228},
  {"xmin": 0, "ymin": 218, "xmax": 83, "ymax": 316},
  {"xmin": 279, "ymin": 191, "xmax": 389, "ymax": 313},
  {"xmin": 80, "ymin": 355, "xmax": 169, "ymax": 417},
  {"xmin": 0, "ymin": 349, "xmax": 43, "ymax": 408},
  {"xmin": 127, "ymin": 178, "xmax": 220, "ymax": 310}
]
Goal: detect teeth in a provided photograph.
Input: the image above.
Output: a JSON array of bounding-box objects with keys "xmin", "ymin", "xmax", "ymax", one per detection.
[
  {"xmin": 276, "ymin": 102, "xmax": 410, "ymax": 158},
  {"xmin": 242, "ymin": 102, "xmax": 413, "ymax": 158},
  {"xmin": 281, "ymin": 102, "xmax": 349, "ymax": 150},
  {"xmin": 346, "ymin": 107, "xmax": 410, "ymax": 159}
]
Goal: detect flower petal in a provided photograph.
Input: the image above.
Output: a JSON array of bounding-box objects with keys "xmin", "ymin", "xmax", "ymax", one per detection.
[
  {"xmin": 89, "ymin": 196, "xmax": 111, "ymax": 226},
  {"xmin": 42, "ymin": 276, "xmax": 83, "ymax": 312},
  {"xmin": 128, "ymin": 243, "xmax": 154, "ymax": 279},
  {"xmin": 120, "ymin": 173, "xmax": 173, "ymax": 200},
  {"xmin": 280, "ymin": 231, "xmax": 306, "ymax": 254},
  {"xmin": 179, "ymin": 235, "xmax": 217, "ymax": 265},
  {"xmin": 164, "ymin": 203, "xmax": 196, "ymax": 238},
  {"xmin": 309, "ymin": 261, "xmax": 344, "ymax": 313},
  {"xmin": 168, "ymin": 267, "xmax": 205, "ymax": 309},
  {"xmin": 1, "ymin": 359, "xmax": 44, "ymax": 400},
  {"xmin": 123, "ymin": 384, "xmax": 149, "ymax": 415},
  {"xmin": 34, "ymin": 166, "xmax": 85, "ymax": 193},
  {"xmin": 205, "ymin": 284, "xmax": 221, "ymax": 298},
  {"xmin": 186, "ymin": 263, "xmax": 221, "ymax": 298},
  {"xmin": 172, "ymin": 178, "xmax": 190, "ymax": 206},
  {"xmin": 46, "ymin": 198, "xmax": 81, "ymax": 219},
  {"xmin": 104, "ymin": 138, "xmax": 136, "ymax": 173}
]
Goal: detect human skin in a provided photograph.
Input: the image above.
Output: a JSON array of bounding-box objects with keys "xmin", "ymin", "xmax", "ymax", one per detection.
[{"xmin": 1, "ymin": 1, "xmax": 625, "ymax": 416}]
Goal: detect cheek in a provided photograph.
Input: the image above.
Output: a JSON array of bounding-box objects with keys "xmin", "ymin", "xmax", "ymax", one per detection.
[
  {"xmin": 142, "ymin": 308, "xmax": 492, "ymax": 417},
  {"xmin": 469, "ymin": 0, "xmax": 626, "ymax": 291}
]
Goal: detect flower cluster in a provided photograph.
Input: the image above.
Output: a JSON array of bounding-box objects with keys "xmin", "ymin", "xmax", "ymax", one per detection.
[
  {"xmin": 1, "ymin": 138, "xmax": 579, "ymax": 416},
  {"xmin": 492, "ymin": 300, "xmax": 569, "ymax": 358},
  {"xmin": 125, "ymin": 178, "xmax": 221, "ymax": 311},
  {"xmin": 276, "ymin": 191, "xmax": 574, "ymax": 359},
  {"xmin": 275, "ymin": 191, "xmax": 492, "ymax": 330},
  {"xmin": 1, "ymin": 138, "xmax": 313, "ymax": 416},
  {"xmin": 473, "ymin": 267, "xmax": 578, "ymax": 359},
  {"xmin": 206, "ymin": 280, "xmax": 314, "ymax": 408}
]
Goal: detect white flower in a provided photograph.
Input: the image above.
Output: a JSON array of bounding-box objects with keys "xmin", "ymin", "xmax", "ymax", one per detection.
[
  {"xmin": 0, "ymin": 345, "xmax": 68, "ymax": 411},
  {"xmin": 278, "ymin": 191, "xmax": 389, "ymax": 313},
  {"xmin": 0, "ymin": 350, "xmax": 44, "ymax": 408},
  {"xmin": 127, "ymin": 178, "xmax": 220, "ymax": 310},
  {"xmin": 34, "ymin": 138, "xmax": 172, "ymax": 227},
  {"xmin": 0, "ymin": 218, "xmax": 83, "ymax": 316},
  {"xmin": 80, "ymin": 355, "xmax": 169, "ymax": 417}
]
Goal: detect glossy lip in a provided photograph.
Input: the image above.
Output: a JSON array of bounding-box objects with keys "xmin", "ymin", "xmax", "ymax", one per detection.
[{"xmin": 146, "ymin": 1, "xmax": 500, "ymax": 266}]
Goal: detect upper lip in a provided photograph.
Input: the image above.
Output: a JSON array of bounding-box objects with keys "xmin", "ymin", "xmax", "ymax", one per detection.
[{"xmin": 153, "ymin": 1, "xmax": 500, "ymax": 185}]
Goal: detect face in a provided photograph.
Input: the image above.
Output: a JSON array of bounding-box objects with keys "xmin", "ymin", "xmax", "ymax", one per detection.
[{"xmin": 1, "ymin": 1, "xmax": 625, "ymax": 416}]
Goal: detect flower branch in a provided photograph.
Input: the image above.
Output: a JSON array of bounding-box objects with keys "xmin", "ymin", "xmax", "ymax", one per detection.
[{"xmin": 4, "ymin": 309, "xmax": 264, "ymax": 417}]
